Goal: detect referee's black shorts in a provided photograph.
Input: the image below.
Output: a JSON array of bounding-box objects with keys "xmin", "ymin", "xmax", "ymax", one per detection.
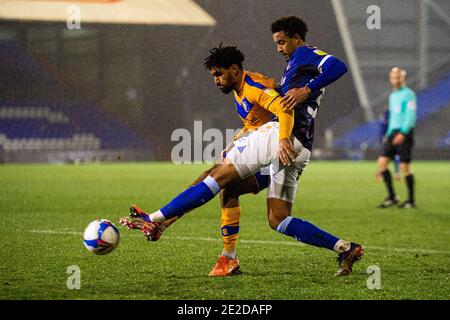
[{"xmin": 381, "ymin": 129, "xmax": 414, "ymax": 163}]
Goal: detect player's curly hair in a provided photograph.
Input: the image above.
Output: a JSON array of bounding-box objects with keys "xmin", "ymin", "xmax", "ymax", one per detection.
[
  {"xmin": 204, "ymin": 43, "xmax": 245, "ymax": 70},
  {"xmin": 271, "ymin": 16, "xmax": 308, "ymax": 41}
]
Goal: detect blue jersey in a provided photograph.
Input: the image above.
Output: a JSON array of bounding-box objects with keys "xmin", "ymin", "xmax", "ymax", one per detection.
[{"xmin": 280, "ymin": 45, "xmax": 347, "ymax": 150}]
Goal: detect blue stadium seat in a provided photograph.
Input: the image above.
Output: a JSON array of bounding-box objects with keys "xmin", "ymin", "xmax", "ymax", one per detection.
[
  {"xmin": 0, "ymin": 41, "xmax": 150, "ymax": 152},
  {"xmin": 435, "ymin": 132, "xmax": 450, "ymax": 149}
]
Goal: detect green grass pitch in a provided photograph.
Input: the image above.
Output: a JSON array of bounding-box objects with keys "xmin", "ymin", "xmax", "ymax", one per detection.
[{"xmin": 0, "ymin": 161, "xmax": 449, "ymax": 300}]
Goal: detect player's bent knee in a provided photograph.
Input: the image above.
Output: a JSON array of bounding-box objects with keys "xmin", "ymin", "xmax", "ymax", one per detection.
[{"xmin": 210, "ymin": 164, "xmax": 241, "ymax": 188}]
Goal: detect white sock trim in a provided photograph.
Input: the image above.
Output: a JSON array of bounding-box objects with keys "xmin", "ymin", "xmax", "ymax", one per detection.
[
  {"xmin": 203, "ymin": 175, "xmax": 221, "ymax": 194},
  {"xmin": 276, "ymin": 216, "xmax": 293, "ymax": 234},
  {"xmin": 221, "ymin": 250, "xmax": 237, "ymax": 260},
  {"xmin": 333, "ymin": 239, "xmax": 351, "ymax": 253},
  {"xmin": 149, "ymin": 210, "xmax": 166, "ymax": 223}
]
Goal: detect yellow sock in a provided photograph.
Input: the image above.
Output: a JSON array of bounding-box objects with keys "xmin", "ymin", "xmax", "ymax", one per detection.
[{"xmin": 221, "ymin": 206, "xmax": 241, "ymax": 259}]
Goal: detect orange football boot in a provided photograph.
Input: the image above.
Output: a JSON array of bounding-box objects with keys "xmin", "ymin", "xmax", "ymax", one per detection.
[{"xmin": 208, "ymin": 255, "xmax": 241, "ymax": 277}]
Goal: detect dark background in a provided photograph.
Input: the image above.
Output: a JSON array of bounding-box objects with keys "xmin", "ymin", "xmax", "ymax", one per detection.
[
  {"xmin": 0, "ymin": 0, "xmax": 357, "ymax": 159},
  {"xmin": 1, "ymin": 0, "xmax": 449, "ymax": 161}
]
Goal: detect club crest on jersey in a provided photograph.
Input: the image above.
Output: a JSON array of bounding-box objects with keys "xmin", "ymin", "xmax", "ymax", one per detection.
[
  {"xmin": 235, "ymin": 98, "xmax": 254, "ymax": 119},
  {"xmin": 407, "ymin": 101, "xmax": 417, "ymax": 110},
  {"xmin": 242, "ymin": 100, "xmax": 252, "ymax": 112}
]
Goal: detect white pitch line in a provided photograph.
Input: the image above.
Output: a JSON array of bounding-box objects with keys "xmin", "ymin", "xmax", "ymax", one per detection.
[
  {"xmin": 29, "ymin": 229, "xmax": 450, "ymax": 255},
  {"xmin": 31, "ymin": 229, "xmax": 82, "ymax": 236}
]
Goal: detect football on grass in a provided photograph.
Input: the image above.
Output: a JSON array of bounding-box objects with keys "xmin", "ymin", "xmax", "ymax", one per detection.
[{"xmin": 83, "ymin": 219, "xmax": 120, "ymax": 255}]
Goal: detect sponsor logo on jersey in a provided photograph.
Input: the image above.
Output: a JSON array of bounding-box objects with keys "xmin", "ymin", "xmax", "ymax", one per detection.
[{"xmin": 314, "ymin": 49, "xmax": 328, "ymax": 56}]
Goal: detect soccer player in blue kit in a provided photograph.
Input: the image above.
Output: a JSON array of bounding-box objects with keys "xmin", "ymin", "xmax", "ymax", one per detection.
[
  {"xmin": 121, "ymin": 16, "xmax": 364, "ymax": 276},
  {"xmin": 272, "ymin": 16, "xmax": 345, "ymax": 157}
]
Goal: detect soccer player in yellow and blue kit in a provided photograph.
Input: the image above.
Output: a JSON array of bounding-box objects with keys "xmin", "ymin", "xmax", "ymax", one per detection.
[
  {"xmin": 120, "ymin": 39, "xmax": 364, "ymax": 276},
  {"xmin": 121, "ymin": 46, "xmax": 285, "ymax": 277},
  {"xmin": 377, "ymin": 67, "xmax": 417, "ymax": 208}
]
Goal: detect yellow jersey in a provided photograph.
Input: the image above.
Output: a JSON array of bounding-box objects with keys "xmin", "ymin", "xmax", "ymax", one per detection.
[{"xmin": 233, "ymin": 70, "xmax": 293, "ymax": 140}]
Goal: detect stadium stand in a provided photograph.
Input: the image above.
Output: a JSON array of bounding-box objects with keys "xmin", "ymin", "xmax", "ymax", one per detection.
[
  {"xmin": 436, "ymin": 132, "xmax": 450, "ymax": 149},
  {"xmin": 0, "ymin": 41, "xmax": 151, "ymax": 160},
  {"xmin": 329, "ymin": 0, "xmax": 450, "ymax": 158}
]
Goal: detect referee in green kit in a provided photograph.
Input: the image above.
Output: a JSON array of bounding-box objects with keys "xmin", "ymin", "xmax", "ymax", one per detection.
[{"xmin": 376, "ymin": 67, "xmax": 417, "ymax": 209}]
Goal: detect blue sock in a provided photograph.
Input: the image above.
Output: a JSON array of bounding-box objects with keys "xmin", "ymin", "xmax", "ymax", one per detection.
[
  {"xmin": 277, "ymin": 217, "xmax": 339, "ymax": 250},
  {"xmin": 159, "ymin": 176, "xmax": 221, "ymax": 220}
]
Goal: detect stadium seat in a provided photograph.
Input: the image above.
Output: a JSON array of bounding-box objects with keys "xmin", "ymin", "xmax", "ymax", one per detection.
[{"xmin": 0, "ymin": 41, "xmax": 150, "ymax": 153}]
